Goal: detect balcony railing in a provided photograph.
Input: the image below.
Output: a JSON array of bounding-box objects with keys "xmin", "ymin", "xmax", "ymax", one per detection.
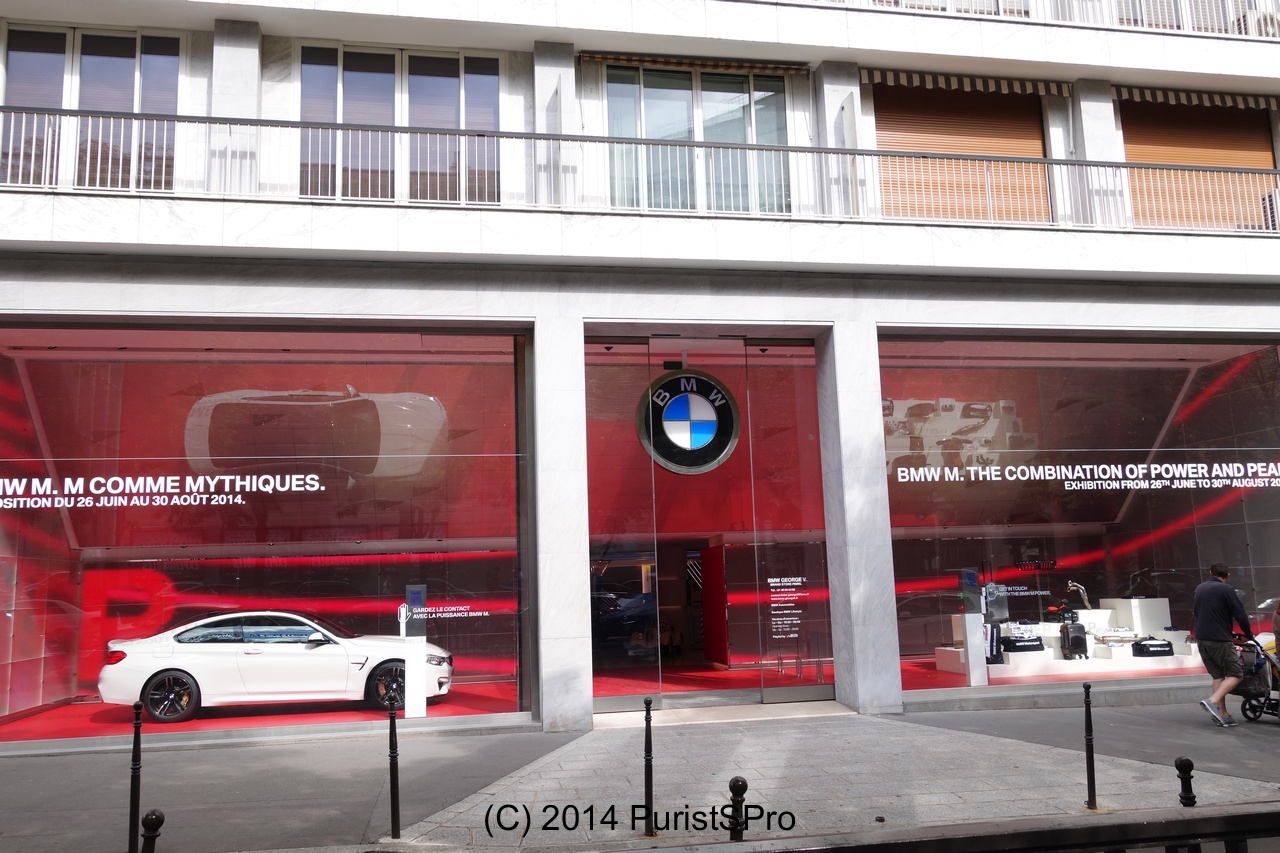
[
  {"xmin": 3, "ymin": 108, "xmax": 1279, "ymax": 237},
  {"xmin": 730, "ymin": 0, "xmax": 1280, "ymax": 40}
]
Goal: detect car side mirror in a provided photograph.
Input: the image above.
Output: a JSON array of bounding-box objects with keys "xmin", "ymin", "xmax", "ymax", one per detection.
[{"xmin": 307, "ymin": 632, "xmax": 328, "ymax": 645}]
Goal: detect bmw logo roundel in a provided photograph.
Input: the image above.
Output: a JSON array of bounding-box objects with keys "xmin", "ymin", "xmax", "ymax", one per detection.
[{"xmin": 637, "ymin": 370, "xmax": 740, "ymax": 475}]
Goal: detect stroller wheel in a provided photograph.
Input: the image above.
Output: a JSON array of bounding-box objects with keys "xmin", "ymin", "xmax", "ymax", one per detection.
[{"xmin": 1241, "ymin": 696, "xmax": 1265, "ymax": 722}]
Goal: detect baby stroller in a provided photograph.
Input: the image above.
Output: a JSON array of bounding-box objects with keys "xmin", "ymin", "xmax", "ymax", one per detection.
[{"xmin": 1234, "ymin": 636, "xmax": 1280, "ymax": 723}]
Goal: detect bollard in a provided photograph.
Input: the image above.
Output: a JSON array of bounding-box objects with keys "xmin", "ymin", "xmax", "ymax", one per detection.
[
  {"xmin": 129, "ymin": 701, "xmax": 143, "ymax": 853},
  {"xmin": 388, "ymin": 698, "xmax": 401, "ymax": 839},
  {"xmin": 728, "ymin": 776, "xmax": 748, "ymax": 842},
  {"xmin": 139, "ymin": 808, "xmax": 164, "ymax": 853},
  {"xmin": 643, "ymin": 697, "xmax": 654, "ymax": 837},
  {"xmin": 1083, "ymin": 683, "xmax": 1097, "ymax": 810},
  {"xmin": 1176, "ymin": 756, "xmax": 1197, "ymax": 807}
]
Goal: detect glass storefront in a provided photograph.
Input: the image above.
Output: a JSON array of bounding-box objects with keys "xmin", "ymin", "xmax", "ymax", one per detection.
[
  {"xmin": 881, "ymin": 338, "xmax": 1280, "ymax": 688},
  {"xmin": 0, "ymin": 327, "xmax": 531, "ymax": 732},
  {"xmin": 585, "ymin": 338, "xmax": 832, "ymax": 709}
]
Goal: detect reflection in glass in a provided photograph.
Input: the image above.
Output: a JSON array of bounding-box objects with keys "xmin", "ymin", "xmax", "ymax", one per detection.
[
  {"xmin": 2, "ymin": 30, "xmax": 67, "ymax": 186},
  {"xmin": 300, "ymin": 47, "xmax": 337, "ymax": 197},
  {"xmin": 881, "ymin": 339, "xmax": 1280, "ymax": 689}
]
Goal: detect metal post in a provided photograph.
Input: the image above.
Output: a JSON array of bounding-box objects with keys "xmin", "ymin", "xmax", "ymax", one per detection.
[
  {"xmin": 1176, "ymin": 756, "xmax": 1197, "ymax": 807},
  {"xmin": 728, "ymin": 776, "xmax": 748, "ymax": 842},
  {"xmin": 643, "ymin": 697, "xmax": 654, "ymax": 837},
  {"xmin": 1084, "ymin": 682, "xmax": 1097, "ymax": 810},
  {"xmin": 388, "ymin": 699, "xmax": 401, "ymax": 839},
  {"xmin": 139, "ymin": 808, "xmax": 164, "ymax": 853},
  {"xmin": 129, "ymin": 701, "xmax": 143, "ymax": 853}
]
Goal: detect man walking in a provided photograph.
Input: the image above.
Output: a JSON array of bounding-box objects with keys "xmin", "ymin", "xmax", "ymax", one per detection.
[{"xmin": 1193, "ymin": 562, "xmax": 1254, "ymax": 727}]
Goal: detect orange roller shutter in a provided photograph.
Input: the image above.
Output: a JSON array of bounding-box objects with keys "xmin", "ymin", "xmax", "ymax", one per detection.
[
  {"xmin": 874, "ymin": 85, "xmax": 1050, "ymax": 224},
  {"xmin": 1120, "ymin": 100, "xmax": 1277, "ymax": 230}
]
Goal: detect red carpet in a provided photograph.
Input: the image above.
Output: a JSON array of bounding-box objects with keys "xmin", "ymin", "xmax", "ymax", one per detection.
[
  {"xmin": 592, "ymin": 663, "xmax": 829, "ymax": 697},
  {"xmin": 0, "ymin": 681, "xmax": 518, "ymax": 743}
]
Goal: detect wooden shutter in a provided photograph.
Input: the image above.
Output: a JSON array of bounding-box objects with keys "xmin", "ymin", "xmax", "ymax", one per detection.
[
  {"xmin": 1121, "ymin": 100, "xmax": 1277, "ymax": 230},
  {"xmin": 874, "ymin": 85, "xmax": 1050, "ymax": 224}
]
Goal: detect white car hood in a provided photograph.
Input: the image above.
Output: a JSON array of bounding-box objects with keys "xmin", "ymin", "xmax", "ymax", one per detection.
[{"xmin": 346, "ymin": 635, "xmax": 450, "ymax": 657}]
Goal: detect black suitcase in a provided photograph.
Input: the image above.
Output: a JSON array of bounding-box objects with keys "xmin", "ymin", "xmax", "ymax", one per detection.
[{"xmin": 1060, "ymin": 622, "xmax": 1088, "ymax": 659}]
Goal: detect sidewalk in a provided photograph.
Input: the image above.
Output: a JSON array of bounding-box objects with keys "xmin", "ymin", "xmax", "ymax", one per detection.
[{"xmin": 368, "ymin": 701, "xmax": 1277, "ymax": 853}]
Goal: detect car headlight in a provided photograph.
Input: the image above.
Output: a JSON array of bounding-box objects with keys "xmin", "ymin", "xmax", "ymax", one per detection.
[{"xmin": 426, "ymin": 654, "xmax": 452, "ymax": 667}]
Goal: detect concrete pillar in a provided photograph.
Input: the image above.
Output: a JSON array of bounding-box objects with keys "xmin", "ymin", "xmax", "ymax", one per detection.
[
  {"xmin": 534, "ymin": 41, "xmax": 578, "ymax": 134},
  {"xmin": 812, "ymin": 61, "xmax": 863, "ymax": 148},
  {"xmin": 816, "ymin": 320, "xmax": 903, "ymax": 715},
  {"xmin": 210, "ymin": 20, "xmax": 262, "ymax": 119},
  {"xmin": 532, "ymin": 315, "xmax": 594, "ymax": 732},
  {"xmin": 1072, "ymin": 79, "xmax": 1125, "ymax": 162}
]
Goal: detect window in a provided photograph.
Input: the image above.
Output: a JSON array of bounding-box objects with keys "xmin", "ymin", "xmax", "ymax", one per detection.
[
  {"xmin": 874, "ymin": 84, "xmax": 1050, "ymax": 224},
  {"xmin": 606, "ymin": 65, "xmax": 790, "ymax": 213},
  {"xmin": 299, "ymin": 46, "xmax": 499, "ymax": 202},
  {"xmin": 176, "ymin": 618, "xmax": 244, "ymax": 643},
  {"xmin": 242, "ymin": 615, "xmax": 317, "ymax": 643},
  {"xmin": 1119, "ymin": 100, "xmax": 1277, "ymax": 231},
  {"xmin": 1, "ymin": 29, "xmax": 179, "ymax": 189}
]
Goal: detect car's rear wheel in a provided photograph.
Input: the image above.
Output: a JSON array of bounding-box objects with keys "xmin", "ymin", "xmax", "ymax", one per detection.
[
  {"xmin": 368, "ymin": 661, "xmax": 406, "ymax": 710},
  {"xmin": 142, "ymin": 670, "xmax": 200, "ymax": 723}
]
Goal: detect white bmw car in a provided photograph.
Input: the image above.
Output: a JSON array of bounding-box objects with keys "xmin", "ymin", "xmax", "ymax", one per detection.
[{"xmin": 98, "ymin": 610, "xmax": 453, "ymax": 723}]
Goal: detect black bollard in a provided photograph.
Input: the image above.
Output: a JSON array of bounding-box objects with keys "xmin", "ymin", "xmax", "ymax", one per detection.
[
  {"xmin": 139, "ymin": 808, "xmax": 164, "ymax": 853},
  {"xmin": 728, "ymin": 776, "xmax": 748, "ymax": 842},
  {"xmin": 129, "ymin": 701, "xmax": 143, "ymax": 853},
  {"xmin": 643, "ymin": 697, "xmax": 654, "ymax": 837},
  {"xmin": 1083, "ymin": 683, "xmax": 1097, "ymax": 810},
  {"xmin": 1176, "ymin": 756, "xmax": 1197, "ymax": 807},
  {"xmin": 388, "ymin": 699, "xmax": 401, "ymax": 839}
]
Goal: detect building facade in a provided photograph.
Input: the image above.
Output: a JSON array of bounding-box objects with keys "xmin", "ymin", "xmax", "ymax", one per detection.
[{"xmin": 3, "ymin": 0, "xmax": 1280, "ymax": 739}]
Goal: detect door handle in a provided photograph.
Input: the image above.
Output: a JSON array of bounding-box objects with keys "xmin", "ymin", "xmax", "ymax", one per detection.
[{"xmin": 243, "ymin": 648, "xmax": 264, "ymax": 655}]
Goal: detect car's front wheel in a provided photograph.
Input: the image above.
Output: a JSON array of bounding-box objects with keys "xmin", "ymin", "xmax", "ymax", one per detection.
[
  {"xmin": 368, "ymin": 661, "xmax": 406, "ymax": 710},
  {"xmin": 142, "ymin": 670, "xmax": 201, "ymax": 723}
]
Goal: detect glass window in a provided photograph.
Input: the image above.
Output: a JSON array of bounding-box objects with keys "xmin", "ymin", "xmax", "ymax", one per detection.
[
  {"xmin": 880, "ymin": 338, "xmax": 1280, "ymax": 690},
  {"xmin": 242, "ymin": 615, "xmax": 315, "ymax": 643},
  {"xmin": 2, "ymin": 30, "xmax": 67, "ymax": 185},
  {"xmin": 606, "ymin": 65, "xmax": 790, "ymax": 213},
  {"xmin": 77, "ymin": 34, "xmax": 136, "ymax": 189},
  {"xmin": 0, "ymin": 328, "xmax": 531, "ymax": 732},
  {"xmin": 342, "ymin": 51, "xmax": 395, "ymax": 199},
  {"xmin": 300, "ymin": 46, "xmax": 338, "ymax": 197},
  {"xmin": 300, "ymin": 46, "xmax": 500, "ymax": 202},
  {"xmin": 176, "ymin": 619, "xmax": 244, "ymax": 643},
  {"xmin": 1, "ymin": 29, "xmax": 179, "ymax": 190}
]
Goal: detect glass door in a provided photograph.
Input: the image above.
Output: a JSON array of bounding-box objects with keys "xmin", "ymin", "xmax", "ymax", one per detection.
[{"xmin": 586, "ymin": 337, "xmax": 833, "ymax": 710}]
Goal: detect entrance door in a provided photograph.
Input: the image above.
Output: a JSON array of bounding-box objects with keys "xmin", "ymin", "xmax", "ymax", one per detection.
[{"xmin": 585, "ymin": 337, "xmax": 833, "ymax": 711}]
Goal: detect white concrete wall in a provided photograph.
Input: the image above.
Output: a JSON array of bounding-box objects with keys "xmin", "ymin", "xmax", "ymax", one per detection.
[{"xmin": 2, "ymin": 194, "xmax": 1276, "ymax": 283}]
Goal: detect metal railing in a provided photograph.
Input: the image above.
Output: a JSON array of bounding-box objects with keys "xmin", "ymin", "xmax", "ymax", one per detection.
[
  {"xmin": 732, "ymin": 0, "xmax": 1280, "ymax": 39},
  {"xmin": 3, "ymin": 107, "xmax": 1279, "ymax": 237}
]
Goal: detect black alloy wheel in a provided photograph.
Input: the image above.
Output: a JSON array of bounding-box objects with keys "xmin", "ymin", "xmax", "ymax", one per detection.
[
  {"xmin": 369, "ymin": 661, "xmax": 406, "ymax": 710},
  {"xmin": 142, "ymin": 670, "xmax": 201, "ymax": 723}
]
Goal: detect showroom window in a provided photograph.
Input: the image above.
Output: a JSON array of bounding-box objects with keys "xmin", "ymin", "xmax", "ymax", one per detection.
[
  {"xmin": 0, "ymin": 328, "xmax": 532, "ymax": 734},
  {"xmin": 880, "ymin": 337, "xmax": 1280, "ymax": 691},
  {"xmin": 1, "ymin": 28, "xmax": 180, "ymax": 189},
  {"xmin": 299, "ymin": 45, "xmax": 500, "ymax": 202},
  {"xmin": 605, "ymin": 65, "xmax": 790, "ymax": 213}
]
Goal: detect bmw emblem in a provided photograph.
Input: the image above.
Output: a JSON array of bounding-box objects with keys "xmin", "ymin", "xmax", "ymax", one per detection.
[{"xmin": 637, "ymin": 370, "xmax": 740, "ymax": 475}]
